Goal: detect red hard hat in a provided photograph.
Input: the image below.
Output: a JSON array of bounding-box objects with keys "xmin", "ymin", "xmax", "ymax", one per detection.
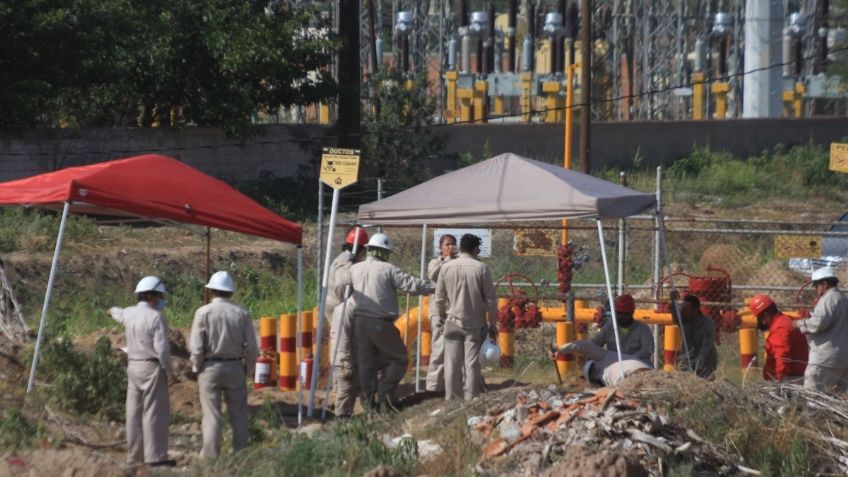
[
  {"xmin": 614, "ymin": 294, "xmax": 636, "ymax": 314},
  {"xmin": 749, "ymin": 294, "xmax": 775, "ymax": 318},
  {"xmin": 345, "ymin": 228, "xmax": 369, "ymax": 246}
]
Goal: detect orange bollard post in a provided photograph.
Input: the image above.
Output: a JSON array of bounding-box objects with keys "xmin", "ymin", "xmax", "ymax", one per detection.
[
  {"xmin": 497, "ymin": 297, "xmax": 514, "ymax": 368},
  {"xmin": 556, "ymin": 321, "xmax": 576, "ymax": 376},
  {"xmin": 278, "ymin": 313, "xmax": 297, "ymax": 390},
  {"xmin": 739, "ymin": 328, "xmax": 758, "ymax": 369},
  {"xmin": 421, "ymin": 327, "xmax": 432, "ymax": 366},
  {"xmin": 259, "ymin": 316, "xmax": 277, "ymax": 352},
  {"xmin": 663, "ymin": 325, "xmax": 681, "ymax": 371},
  {"xmin": 298, "ymin": 310, "xmax": 313, "ymax": 389}
]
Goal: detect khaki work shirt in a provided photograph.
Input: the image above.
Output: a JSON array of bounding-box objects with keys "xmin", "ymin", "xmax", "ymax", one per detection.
[
  {"xmin": 110, "ymin": 302, "xmax": 174, "ymax": 377},
  {"xmin": 189, "ymin": 297, "xmax": 259, "ymax": 375},
  {"xmin": 427, "ymin": 255, "xmax": 452, "ymax": 319},
  {"xmin": 342, "ymin": 256, "xmax": 430, "ymax": 319},
  {"xmin": 590, "ymin": 320, "xmax": 654, "ymax": 364},
  {"xmin": 797, "ymin": 287, "xmax": 848, "ymax": 368},
  {"xmin": 435, "ymin": 253, "xmax": 498, "ymax": 330},
  {"xmin": 326, "ymin": 250, "xmax": 353, "ymax": 309}
]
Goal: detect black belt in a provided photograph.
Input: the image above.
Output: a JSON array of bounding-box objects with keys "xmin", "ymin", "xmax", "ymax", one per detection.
[
  {"xmin": 129, "ymin": 358, "xmax": 159, "ymax": 362},
  {"xmin": 206, "ymin": 357, "xmax": 241, "ymax": 362}
]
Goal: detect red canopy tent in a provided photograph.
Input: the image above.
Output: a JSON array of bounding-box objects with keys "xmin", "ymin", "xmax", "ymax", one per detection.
[
  {"xmin": 0, "ymin": 154, "xmax": 304, "ymax": 392},
  {"xmin": 0, "ymin": 154, "xmax": 301, "ymax": 243}
]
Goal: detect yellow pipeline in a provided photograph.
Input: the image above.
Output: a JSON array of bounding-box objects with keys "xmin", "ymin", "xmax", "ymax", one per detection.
[
  {"xmin": 663, "ymin": 325, "xmax": 681, "ymax": 371},
  {"xmin": 739, "ymin": 328, "xmax": 758, "ymax": 369}
]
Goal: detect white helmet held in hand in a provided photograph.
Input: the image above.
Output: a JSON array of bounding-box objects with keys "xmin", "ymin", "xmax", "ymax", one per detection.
[
  {"xmin": 479, "ymin": 338, "xmax": 501, "ymax": 366},
  {"xmin": 135, "ymin": 276, "xmax": 166, "ymax": 294},
  {"xmin": 367, "ymin": 232, "xmax": 393, "ymax": 251},
  {"xmin": 812, "ymin": 266, "xmax": 838, "ymax": 282},
  {"xmin": 206, "ymin": 271, "xmax": 236, "ymax": 292}
]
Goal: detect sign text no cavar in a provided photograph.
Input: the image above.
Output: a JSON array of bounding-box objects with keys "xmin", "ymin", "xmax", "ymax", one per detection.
[{"xmin": 320, "ymin": 147, "xmax": 361, "ymax": 190}]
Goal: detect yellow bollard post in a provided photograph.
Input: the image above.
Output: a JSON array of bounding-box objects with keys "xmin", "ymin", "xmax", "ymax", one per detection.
[
  {"xmin": 259, "ymin": 316, "xmax": 277, "ymax": 352},
  {"xmin": 782, "ymin": 89, "xmax": 794, "ymax": 117},
  {"xmin": 691, "ymin": 72, "xmax": 705, "ymax": 120},
  {"xmin": 473, "ymin": 80, "xmax": 488, "ymax": 123},
  {"xmin": 497, "ymin": 297, "xmax": 514, "ymax": 368},
  {"xmin": 278, "ymin": 313, "xmax": 297, "ymax": 390},
  {"xmin": 319, "ymin": 103, "xmax": 331, "ymax": 124},
  {"xmin": 556, "ymin": 321, "xmax": 576, "ymax": 376},
  {"xmin": 711, "ymin": 82, "xmax": 730, "ymax": 119},
  {"xmin": 458, "ymin": 88, "xmax": 474, "ymax": 123},
  {"xmin": 793, "ymin": 82, "xmax": 806, "ymax": 118},
  {"xmin": 520, "ymin": 72, "xmax": 533, "ymax": 123},
  {"xmin": 663, "ymin": 325, "xmax": 681, "ymax": 371},
  {"xmin": 739, "ymin": 328, "xmax": 758, "ymax": 369},
  {"xmin": 542, "ymin": 81, "xmax": 562, "ymax": 123},
  {"xmin": 493, "ymin": 94, "xmax": 505, "ymax": 116},
  {"xmin": 445, "ymin": 71, "xmax": 458, "ymax": 123},
  {"xmin": 298, "ymin": 310, "xmax": 313, "ymax": 391}
]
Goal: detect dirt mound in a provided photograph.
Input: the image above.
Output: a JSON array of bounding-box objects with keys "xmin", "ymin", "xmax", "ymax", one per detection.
[
  {"xmin": 2, "ymin": 447, "xmax": 125, "ymax": 477},
  {"xmin": 543, "ymin": 445, "xmax": 647, "ymax": 477},
  {"xmin": 698, "ymin": 244, "xmax": 746, "ymax": 282}
]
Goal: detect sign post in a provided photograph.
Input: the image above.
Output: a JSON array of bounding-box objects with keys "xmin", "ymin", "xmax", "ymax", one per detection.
[{"xmin": 307, "ymin": 148, "xmax": 360, "ymax": 417}]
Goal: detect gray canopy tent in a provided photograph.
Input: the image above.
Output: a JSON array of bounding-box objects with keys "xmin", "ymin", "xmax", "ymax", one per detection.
[{"xmin": 353, "ymin": 152, "xmax": 690, "ymax": 386}]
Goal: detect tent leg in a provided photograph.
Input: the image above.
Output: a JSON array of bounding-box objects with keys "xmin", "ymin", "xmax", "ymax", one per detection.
[
  {"xmin": 296, "ymin": 246, "xmax": 304, "ymax": 426},
  {"xmin": 415, "ymin": 224, "xmax": 427, "ymax": 393},
  {"xmin": 596, "ymin": 219, "xmax": 625, "ymax": 380},
  {"xmin": 321, "ymin": 226, "xmax": 363, "ymax": 419},
  {"xmin": 656, "ymin": 212, "xmax": 693, "ymax": 370},
  {"xmin": 308, "ymin": 189, "xmax": 340, "ymax": 416},
  {"xmin": 27, "ymin": 201, "xmax": 71, "ymax": 394}
]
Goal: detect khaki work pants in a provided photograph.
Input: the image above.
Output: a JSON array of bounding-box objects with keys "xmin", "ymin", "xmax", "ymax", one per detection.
[
  {"xmin": 355, "ymin": 315, "xmax": 407, "ymax": 403},
  {"xmin": 804, "ymin": 364, "xmax": 848, "ymax": 394},
  {"xmin": 333, "ymin": 365, "xmax": 360, "ymax": 417},
  {"xmin": 443, "ymin": 320, "xmax": 484, "ymax": 401},
  {"xmin": 425, "ymin": 318, "xmax": 446, "ymax": 392},
  {"xmin": 198, "ymin": 361, "xmax": 249, "ymax": 460},
  {"xmin": 126, "ymin": 360, "xmax": 170, "ymax": 465}
]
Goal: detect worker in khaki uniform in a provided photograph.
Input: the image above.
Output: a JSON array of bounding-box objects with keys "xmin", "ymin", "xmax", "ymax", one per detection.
[
  {"xmin": 189, "ymin": 271, "xmax": 258, "ymax": 460},
  {"xmin": 342, "ymin": 232, "xmax": 432, "ymax": 411},
  {"xmin": 109, "ymin": 276, "xmax": 174, "ymax": 468},
  {"xmin": 326, "ymin": 228, "xmax": 368, "ymax": 416},
  {"xmin": 590, "ymin": 295, "xmax": 654, "ymax": 364},
  {"xmin": 553, "ymin": 340, "xmax": 651, "ymax": 387},
  {"xmin": 425, "ymin": 234, "xmax": 457, "ymax": 393},
  {"xmin": 435, "ymin": 234, "xmax": 498, "ymax": 401},
  {"xmin": 794, "ymin": 267, "xmax": 848, "ymax": 393},
  {"xmin": 331, "ymin": 296, "xmax": 359, "ymax": 417}
]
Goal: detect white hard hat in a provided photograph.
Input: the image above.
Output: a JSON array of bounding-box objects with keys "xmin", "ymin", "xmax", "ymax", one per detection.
[
  {"xmin": 582, "ymin": 360, "xmax": 595, "ymax": 381},
  {"xmin": 812, "ymin": 266, "xmax": 838, "ymax": 282},
  {"xmin": 205, "ymin": 271, "xmax": 236, "ymax": 292},
  {"xmin": 135, "ymin": 276, "xmax": 166, "ymax": 294},
  {"xmin": 366, "ymin": 232, "xmax": 393, "ymax": 251},
  {"xmin": 479, "ymin": 339, "xmax": 501, "ymax": 366}
]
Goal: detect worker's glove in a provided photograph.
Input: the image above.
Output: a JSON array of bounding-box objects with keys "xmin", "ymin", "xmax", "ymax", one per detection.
[{"xmin": 436, "ymin": 315, "xmax": 446, "ymax": 328}]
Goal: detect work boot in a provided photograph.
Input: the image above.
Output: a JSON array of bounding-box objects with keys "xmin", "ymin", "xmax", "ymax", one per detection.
[{"xmin": 379, "ymin": 395, "xmax": 402, "ymax": 413}]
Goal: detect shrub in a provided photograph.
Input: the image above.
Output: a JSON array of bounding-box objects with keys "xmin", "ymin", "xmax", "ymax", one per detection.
[{"xmin": 0, "ymin": 408, "xmax": 41, "ymax": 451}]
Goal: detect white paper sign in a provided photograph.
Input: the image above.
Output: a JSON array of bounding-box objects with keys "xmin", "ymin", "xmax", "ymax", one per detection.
[{"xmin": 433, "ymin": 228, "xmax": 492, "ymax": 258}]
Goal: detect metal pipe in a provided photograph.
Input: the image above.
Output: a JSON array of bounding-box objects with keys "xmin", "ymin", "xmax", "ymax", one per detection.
[
  {"xmin": 508, "ymin": 0, "xmax": 517, "ymax": 71},
  {"xmin": 596, "ymin": 219, "xmax": 625, "ymax": 380},
  {"xmin": 415, "ymin": 224, "xmax": 427, "ymax": 392},
  {"xmin": 296, "ymin": 246, "xmax": 304, "ymax": 425},
  {"xmin": 617, "ymin": 171, "xmax": 626, "ymax": 295},
  {"xmin": 652, "ymin": 166, "xmax": 662, "ymax": 369},
  {"xmin": 316, "ymin": 181, "xmax": 323, "ymax": 302},
  {"xmin": 579, "ymin": 0, "xmax": 591, "ymax": 172},
  {"xmin": 27, "ymin": 201, "xmax": 71, "ymax": 393}
]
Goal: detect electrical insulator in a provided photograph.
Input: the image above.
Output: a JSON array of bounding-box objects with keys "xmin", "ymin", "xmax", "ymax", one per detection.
[
  {"xmin": 448, "ymin": 37, "xmax": 458, "ymax": 71},
  {"xmin": 521, "ymin": 36, "xmax": 533, "ymax": 71}
]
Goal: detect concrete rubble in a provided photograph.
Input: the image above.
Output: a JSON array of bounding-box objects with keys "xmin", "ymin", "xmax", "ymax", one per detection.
[{"xmin": 467, "ymin": 385, "xmax": 749, "ymax": 476}]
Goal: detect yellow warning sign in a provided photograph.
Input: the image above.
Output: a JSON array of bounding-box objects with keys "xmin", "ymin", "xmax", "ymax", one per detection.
[
  {"xmin": 774, "ymin": 235, "xmax": 822, "ymax": 259},
  {"xmin": 513, "ymin": 228, "xmax": 559, "ymax": 256},
  {"xmin": 829, "ymin": 143, "xmax": 848, "ymax": 173},
  {"xmin": 320, "ymin": 148, "xmax": 360, "ymax": 190}
]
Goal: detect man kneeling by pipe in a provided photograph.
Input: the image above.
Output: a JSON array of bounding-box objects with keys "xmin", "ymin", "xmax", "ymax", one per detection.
[{"xmin": 552, "ymin": 340, "xmax": 651, "ymax": 387}]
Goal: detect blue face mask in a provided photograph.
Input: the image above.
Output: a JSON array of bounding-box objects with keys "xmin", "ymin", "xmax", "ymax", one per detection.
[{"xmin": 155, "ymin": 299, "xmax": 168, "ymax": 311}]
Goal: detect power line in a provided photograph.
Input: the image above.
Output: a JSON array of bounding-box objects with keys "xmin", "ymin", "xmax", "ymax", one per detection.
[{"xmin": 2, "ymin": 44, "xmax": 847, "ymax": 158}]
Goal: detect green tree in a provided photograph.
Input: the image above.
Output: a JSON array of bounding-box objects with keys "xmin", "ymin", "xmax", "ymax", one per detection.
[
  {"xmin": 361, "ymin": 68, "xmax": 445, "ymax": 186},
  {"xmin": 0, "ymin": 0, "xmax": 337, "ymax": 137}
]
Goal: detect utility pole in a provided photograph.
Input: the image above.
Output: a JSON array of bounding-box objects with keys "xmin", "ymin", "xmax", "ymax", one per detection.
[
  {"xmin": 338, "ymin": 0, "xmax": 361, "ymax": 148},
  {"xmin": 579, "ymin": 0, "xmax": 591, "ymax": 172}
]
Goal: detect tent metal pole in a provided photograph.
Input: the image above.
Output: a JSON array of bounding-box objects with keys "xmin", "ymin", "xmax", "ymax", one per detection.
[
  {"xmin": 596, "ymin": 219, "xmax": 625, "ymax": 380},
  {"xmin": 656, "ymin": 211, "xmax": 693, "ymax": 371},
  {"xmin": 308, "ymin": 189, "xmax": 340, "ymax": 416},
  {"xmin": 296, "ymin": 246, "xmax": 304, "ymax": 426},
  {"xmin": 652, "ymin": 166, "xmax": 663, "ymax": 369},
  {"xmin": 321, "ymin": 226, "xmax": 363, "ymax": 419},
  {"xmin": 415, "ymin": 224, "xmax": 427, "ymax": 393},
  {"xmin": 317, "ymin": 180, "xmax": 324, "ymax": 301},
  {"xmin": 27, "ymin": 201, "xmax": 71, "ymax": 394}
]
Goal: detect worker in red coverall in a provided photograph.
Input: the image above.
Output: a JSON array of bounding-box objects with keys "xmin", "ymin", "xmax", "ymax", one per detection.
[{"xmin": 750, "ymin": 294, "xmax": 808, "ymax": 383}]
